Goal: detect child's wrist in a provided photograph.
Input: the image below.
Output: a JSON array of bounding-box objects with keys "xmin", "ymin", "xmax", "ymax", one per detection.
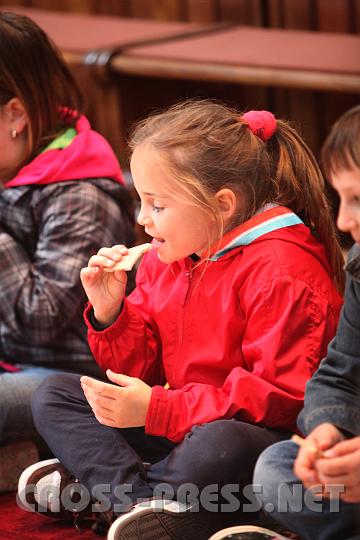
[{"xmin": 93, "ymin": 306, "xmax": 122, "ymax": 327}]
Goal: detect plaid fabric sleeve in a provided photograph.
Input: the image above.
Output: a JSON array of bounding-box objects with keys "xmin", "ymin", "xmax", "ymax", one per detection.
[{"xmin": 0, "ymin": 181, "xmax": 132, "ymax": 345}]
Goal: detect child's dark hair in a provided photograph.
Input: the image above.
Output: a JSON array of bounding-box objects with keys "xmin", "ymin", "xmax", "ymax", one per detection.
[
  {"xmin": 0, "ymin": 11, "xmax": 84, "ymax": 158},
  {"xmin": 321, "ymin": 105, "xmax": 360, "ymax": 179},
  {"xmin": 130, "ymin": 99, "xmax": 344, "ymax": 293}
]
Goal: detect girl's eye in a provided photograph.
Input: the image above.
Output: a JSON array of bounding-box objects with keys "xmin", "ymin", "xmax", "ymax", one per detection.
[
  {"xmin": 152, "ymin": 205, "xmax": 164, "ymax": 213},
  {"xmin": 351, "ymin": 195, "xmax": 360, "ymax": 204}
]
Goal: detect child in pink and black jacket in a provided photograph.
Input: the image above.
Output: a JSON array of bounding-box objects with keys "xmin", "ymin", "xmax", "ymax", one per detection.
[{"xmin": 0, "ymin": 11, "xmax": 134, "ymax": 491}]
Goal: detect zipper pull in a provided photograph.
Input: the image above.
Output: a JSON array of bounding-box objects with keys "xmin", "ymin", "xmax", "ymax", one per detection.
[{"xmin": 184, "ymin": 270, "xmax": 192, "ymax": 280}]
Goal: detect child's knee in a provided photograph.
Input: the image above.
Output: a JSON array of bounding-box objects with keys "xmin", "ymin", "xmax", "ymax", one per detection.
[
  {"xmin": 253, "ymin": 440, "xmax": 298, "ymax": 504},
  {"xmin": 180, "ymin": 420, "xmax": 247, "ymax": 481}
]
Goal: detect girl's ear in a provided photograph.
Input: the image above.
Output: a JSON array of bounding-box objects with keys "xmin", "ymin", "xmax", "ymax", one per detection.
[
  {"xmin": 214, "ymin": 188, "xmax": 239, "ymax": 224},
  {"xmin": 4, "ymin": 98, "xmax": 28, "ymax": 135}
]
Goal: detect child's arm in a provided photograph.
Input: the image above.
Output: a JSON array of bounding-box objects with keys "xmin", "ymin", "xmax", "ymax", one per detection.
[
  {"xmin": 297, "ymin": 260, "xmax": 360, "ymax": 439},
  {"xmin": 83, "ymin": 249, "xmax": 165, "ymax": 387}
]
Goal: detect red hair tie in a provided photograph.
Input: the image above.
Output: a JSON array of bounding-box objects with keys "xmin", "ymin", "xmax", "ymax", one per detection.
[{"xmin": 242, "ymin": 110, "xmax": 277, "ymax": 142}]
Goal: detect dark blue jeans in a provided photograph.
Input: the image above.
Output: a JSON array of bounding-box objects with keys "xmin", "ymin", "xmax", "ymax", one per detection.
[
  {"xmin": 254, "ymin": 440, "xmax": 360, "ymax": 540},
  {"xmin": 31, "ymin": 372, "xmax": 287, "ymax": 527}
]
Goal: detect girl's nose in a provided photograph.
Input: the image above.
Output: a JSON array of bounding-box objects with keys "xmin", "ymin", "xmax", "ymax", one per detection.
[
  {"xmin": 337, "ymin": 202, "xmax": 357, "ymax": 233},
  {"xmin": 137, "ymin": 206, "xmax": 151, "ymax": 227}
]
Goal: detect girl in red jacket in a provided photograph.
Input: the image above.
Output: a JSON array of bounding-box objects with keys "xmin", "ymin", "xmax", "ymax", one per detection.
[{"xmin": 20, "ymin": 101, "xmax": 343, "ymax": 539}]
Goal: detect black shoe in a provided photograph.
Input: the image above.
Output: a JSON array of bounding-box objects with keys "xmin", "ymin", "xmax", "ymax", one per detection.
[{"xmin": 107, "ymin": 499, "xmax": 211, "ymax": 540}]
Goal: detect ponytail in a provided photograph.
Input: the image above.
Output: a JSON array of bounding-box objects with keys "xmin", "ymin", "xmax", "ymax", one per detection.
[{"xmin": 268, "ymin": 121, "xmax": 344, "ymax": 293}]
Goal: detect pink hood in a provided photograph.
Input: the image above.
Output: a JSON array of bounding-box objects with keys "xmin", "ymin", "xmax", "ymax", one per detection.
[{"xmin": 4, "ymin": 115, "xmax": 124, "ymax": 188}]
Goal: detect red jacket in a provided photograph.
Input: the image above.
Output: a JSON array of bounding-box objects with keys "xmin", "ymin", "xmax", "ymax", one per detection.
[{"xmin": 85, "ymin": 207, "xmax": 342, "ymax": 442}]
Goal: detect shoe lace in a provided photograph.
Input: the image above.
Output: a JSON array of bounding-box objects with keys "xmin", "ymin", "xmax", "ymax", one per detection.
[
  {"xmin": 66, "ymin": 479, "xmax": 93, "ymax": 534},
  {"xmin": 71, "ymin": 506, "xmax": 114, "ymax": 535},
  {"xmin": 91, "ymin": 508, "xmax": 116, "ymax": 536}
]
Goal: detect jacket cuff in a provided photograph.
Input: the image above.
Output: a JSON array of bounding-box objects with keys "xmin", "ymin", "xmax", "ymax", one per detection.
[
  {"xmin": 298, "ymin": 405, "xmax": 360, "ymax": 437},
  {"xmin": 83, "ymin": 301, "xmax": 128, "ymax": 341},
  {"xmin": 87, "ymin": 307, "xmax": 111, "ymax": 331},
  {"xmin": 145, "ymin": 385, "xmax": 171, "ymax": 438}
]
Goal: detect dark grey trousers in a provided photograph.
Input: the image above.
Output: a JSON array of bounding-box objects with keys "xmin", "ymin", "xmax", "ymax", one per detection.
[{"xmin": 32, "ymin": 372, "xmax": 288, "ymax": 528}]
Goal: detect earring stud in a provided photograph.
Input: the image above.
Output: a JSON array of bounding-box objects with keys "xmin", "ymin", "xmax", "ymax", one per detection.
[{"xmin": 11, "ymin": 129, "xmax": 17, "ymax": 139}]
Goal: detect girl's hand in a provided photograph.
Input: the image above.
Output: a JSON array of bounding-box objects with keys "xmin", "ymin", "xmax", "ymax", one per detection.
[
  {"xmin": 315, "ymin": 436, "xmax": 360, "ymax": 502},
  {"xmin": 80, "ymin": 369, "xmax": 152, "ymax": 428},
  {"xmin": 294, "ymin": 423, "xmax": 344, "ymax": 488},
  {"xmin": 80, "ymin": 245, "xmax": 129, "ymax": 326}
]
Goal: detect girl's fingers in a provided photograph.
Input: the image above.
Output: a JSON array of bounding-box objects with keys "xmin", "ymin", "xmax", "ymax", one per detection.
[
  {"xmin": 88, "ymin": 254, "xmax": 118, "ymax": 270},
  {"xmin": 85, "ymin": 245, "xmax": 130, "ymax": 271},
  {"xmin": 82, "ymin": 386, "xmax": 115, "ymax": 405},
  {"xmin": 111, "ymin": 245, "xmax": 129, "ymax": 254},
  {"xmin": 93, "ymin": 412, "xmax": 116, "ymax": 427},
  {"xmin": 81, "ymin": 376, "xmax": 117, "ymax": 398},
  {"xmin": 80, "ymin": 266, "xmax": 99, "ymax": 282},
  {"xmin": 97, "ymin": 245, "xmax": 128, "ymax": 260},
  {"xmin": 81, "ymin": 266, "xmax": 99, "ymax": 276}
]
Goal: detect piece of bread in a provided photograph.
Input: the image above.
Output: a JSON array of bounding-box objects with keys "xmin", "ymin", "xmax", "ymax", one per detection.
[{"xmin": 104, "ymin": 243, "xmax": 153, "ymax": 272}]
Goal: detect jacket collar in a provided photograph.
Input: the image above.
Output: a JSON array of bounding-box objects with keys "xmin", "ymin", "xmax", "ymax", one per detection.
[
  {"xmin": 208, "ymin": 204, "xmax": 303, "ymax": 261},
  {"xmin": 4, "ymin": 115, "xmax": 124, "ymax": 188},
  {"xmin": 171, "ymin": 204, "xmax": 304, "ymax": 273}
]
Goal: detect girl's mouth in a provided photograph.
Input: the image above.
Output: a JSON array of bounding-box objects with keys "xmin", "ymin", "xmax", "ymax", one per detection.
[{"xmin": 152, "ymin": 238, "xmax": 165, "ymax": 249}]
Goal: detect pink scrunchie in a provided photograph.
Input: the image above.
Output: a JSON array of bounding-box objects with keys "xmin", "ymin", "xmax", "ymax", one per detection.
[{"xmin": 242, "ymin": 110, "xmax": 277, "ymax": 142}]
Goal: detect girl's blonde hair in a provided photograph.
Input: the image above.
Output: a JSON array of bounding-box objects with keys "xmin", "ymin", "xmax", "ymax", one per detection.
[{"xmin": 130, "ymin": 99, "xmax": 344, "ymax": 293}]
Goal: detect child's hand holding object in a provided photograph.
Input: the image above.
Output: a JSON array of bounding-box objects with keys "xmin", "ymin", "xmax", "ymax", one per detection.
[
  {"xmin": 80, "ymin": 243, "xmax": 153, "ymax": 326},
  {"xmin": 292, "ymin": 423, "xmax": 360, "ymax": 501}
]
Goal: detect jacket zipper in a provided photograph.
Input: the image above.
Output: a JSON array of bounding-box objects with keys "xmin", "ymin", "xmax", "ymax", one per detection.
[{"xmin": 173, "ymin": 268, "xmax": 193, "ymax": 388}]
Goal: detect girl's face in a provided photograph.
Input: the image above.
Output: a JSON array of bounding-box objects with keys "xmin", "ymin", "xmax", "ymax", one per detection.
[
  {"xmin": 0, "ymin": 105, "xmax": 18, "ymax": 181},
  {"xmin": 131, "ymin": 145, "xmax": 219, "ymax": 264},
  {"xmin": 332, "ymin": 166, "xmax": 360, "ymax": 244},
  {"xmin": 0, "ymin": 101, "xmax": 28, "ymax": 182}
]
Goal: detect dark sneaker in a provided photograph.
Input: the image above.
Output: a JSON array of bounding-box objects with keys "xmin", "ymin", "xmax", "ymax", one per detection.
[
  {"xmin": 107, "ymin": 499, "xmax": 211, "ymax": 540},
  {"xmin": 17, "ymin": 458, "xmax": 90, "ymax": 517},
  {"xmin": 17, "ymin": 458, "xmax": 116, "ymax": 534},
  {"xmin": 208, "ymin": 525, "xmax": 290, "ymax": 539}
]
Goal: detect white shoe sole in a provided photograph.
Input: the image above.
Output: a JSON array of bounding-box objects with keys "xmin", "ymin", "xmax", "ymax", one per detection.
[
  {"xmin": 208, "ymin": 525, "xmax": 289, "ymax": 540},
  {"xmin": 17, "ymin": 457, "xmax": 60, "ymax": 512},
  {"xmin": 107, "ymin": 499, "xmax": 199, "ymax": 540}
]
